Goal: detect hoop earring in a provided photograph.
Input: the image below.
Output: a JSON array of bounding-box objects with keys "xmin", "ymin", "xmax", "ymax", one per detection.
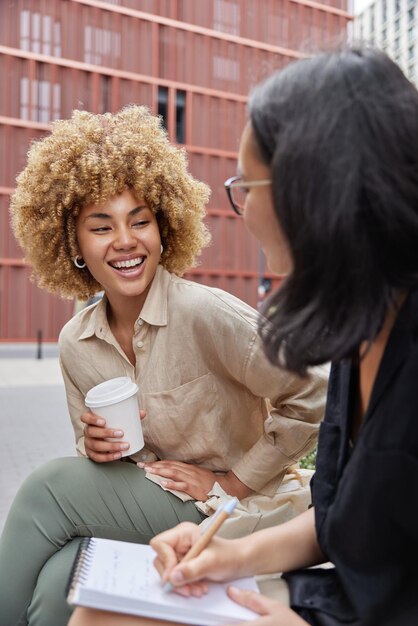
[
  {"xmin": 160, "ymin": 244, "xmax": 164, "ymax": 254},
  {"xmin": 73, "ymin": 256, "xmax": 87, "ymax": 269}
]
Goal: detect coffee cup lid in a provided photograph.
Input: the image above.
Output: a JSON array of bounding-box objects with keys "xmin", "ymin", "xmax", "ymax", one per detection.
[{"xmin": 85, "ymin": 377, "xmax": 138, "ymax": 408}]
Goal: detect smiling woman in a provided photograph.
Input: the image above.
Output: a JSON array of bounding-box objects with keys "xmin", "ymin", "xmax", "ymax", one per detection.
[
  {"xmin": 75, "ymin": 191, "xmax": 162, "ymax": 365},
  {"xmin": 10, "ymin": 106, "xmax": 210, "ymax": 300},
  {"xmin": 2, "ymin": 106, "xmax": 328, "ymax": 626},
  {"xmin": 76, "ymin": 192, "xmax": 162, "ymax": 358}
]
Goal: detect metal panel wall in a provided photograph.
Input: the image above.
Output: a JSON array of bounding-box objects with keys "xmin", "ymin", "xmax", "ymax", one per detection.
[{"xmin": 0, "ymin": 0, "xmax": 352, "ymax": 341}]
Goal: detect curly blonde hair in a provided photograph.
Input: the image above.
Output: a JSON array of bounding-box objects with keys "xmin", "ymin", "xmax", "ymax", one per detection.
[{"xmin": 10, "ymin": 106, "xmax": 211, "ymax": 299}]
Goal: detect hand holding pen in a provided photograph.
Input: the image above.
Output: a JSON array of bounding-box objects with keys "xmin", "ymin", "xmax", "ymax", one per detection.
[{"xmin": 150, "ymin": 498, "xmax": 240, "ymax": 597}]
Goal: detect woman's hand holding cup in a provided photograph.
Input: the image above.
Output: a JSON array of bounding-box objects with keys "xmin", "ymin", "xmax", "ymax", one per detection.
[
  {"xmin": 80, "ymin": 410, "xmax": 131, "ymax": 462},
  {"xmin": 83, "ymin": 377, "xmax": 145, "ymax": 463}
]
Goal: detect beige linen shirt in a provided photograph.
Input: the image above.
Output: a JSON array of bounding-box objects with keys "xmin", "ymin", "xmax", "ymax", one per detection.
[{"xmin": 59, "ymin": 266, "xmax": 328, "ymax": 500}]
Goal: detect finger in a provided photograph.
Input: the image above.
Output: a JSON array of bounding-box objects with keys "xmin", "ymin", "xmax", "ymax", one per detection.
[
  {"xmin": 178, "ymin": 580, "xmax": 209, "ymax": 597},
  {"xmin": 145, "ymin": 465, "xmax": 194, "ymax": 481},
  {"xmin": 160, "ymin": 480, "xmax": 190, "ymax": 493},
  {"xmin": 227, "ymin": 588, "xmax": 281, "ymax": 616},
  {"xmin": 150, "ymin": 523, "xmax": 200, "ymax": 563},
  {"xmin": 168, "ymin": 546, "xmax": 222, "ymax": 587},
  {"xmin": 154, "ymin": 555, "xmax": 208, "ymax": 599},
  {"xmin": 84, "ymin": 449, "xmax": 123, "ymax": 463},
  {"xmin": 84, "ymin": 426, "xmax": 125, "ymax": 440},
  {"xmin": 189, "ymin": 580, "xmax": 209, "ymax": 597},
  {"xmin": 85, "ymin": 438, "xmax": 130, "ymax": 455},
  {"xmin": 153, "ymin": 545, "xmax": 179, "ymax": 580},
  {"xmin": 80, "ymin": 411, "xmax": 106, "ymax": 427},
  {"xmin": 173, "ymin": 581, "xmax": 208, "ymax": 598}
]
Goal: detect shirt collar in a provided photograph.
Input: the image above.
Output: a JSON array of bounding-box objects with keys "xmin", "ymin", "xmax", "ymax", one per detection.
[
  {"xmin": 140, "ymin": 264, "xmax": 169, "ymax": 327},
  {"xmin": 78, "ymin": 296, "xmax": 109, "ymax": 340},
  {"xmin": 78, "ymin": 264, "xmax": 169, "ymax": 341}
]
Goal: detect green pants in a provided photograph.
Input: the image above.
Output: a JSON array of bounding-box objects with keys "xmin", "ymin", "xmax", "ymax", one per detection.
[{"xmin": 0, "ymin": 457, "xmax": 206, "ymax": 626}]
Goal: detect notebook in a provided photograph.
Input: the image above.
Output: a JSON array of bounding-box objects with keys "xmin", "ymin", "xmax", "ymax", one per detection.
[{"xmin": 67, "ymin": 537, "xmax": 259, "ymax": 625}]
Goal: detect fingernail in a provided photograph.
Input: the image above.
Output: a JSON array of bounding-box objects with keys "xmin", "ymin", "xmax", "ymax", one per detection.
[
  {"xmin": 162, "ymin": 480, "xmax": 168, "ymax": 486},
  {"xmin": 120, "ymin": 443, "xmax": 130, "ymax": 450},
  {"xmin": 146, "ymin": 467, "xmax": 154, "ymax": 473},
  {"xmin": 171, "ymin": 571, "xmax": 184, "ymax": 585},
  {"xmin": 228, "ymin": 586, "xmax": 241, "ymax": 595},
  {"xmin": 113, "ymin": 453, "xmax": 122, "ymax": 460},
  {"xmin": 137, "ymin": 462, "xmax": 145, "ymax": 468},
  {"xmin": 113, "ymin": 430, "xmax": 123, "ymax": 437},
  {"xmin": 96, "ymin": 419, "xmax": 105, "ymax": 426}
]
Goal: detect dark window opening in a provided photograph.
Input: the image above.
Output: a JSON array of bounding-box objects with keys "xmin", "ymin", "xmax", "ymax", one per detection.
[
  {"xmin": 176, "ymin": 90, "xmax": 186, "ymax": 144},
  {"xmin": 158, "ymin": 86, "xmax": 168, "ymax": 130},
  {"xmin": 157, "ymin": 87, "xmax": 186, "ymax": 143}
]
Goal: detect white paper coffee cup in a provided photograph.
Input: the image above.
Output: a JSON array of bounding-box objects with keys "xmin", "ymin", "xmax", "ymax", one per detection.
[{"xmin": 85, "ymin": 377, "xmax": 144, "ymax": 457}]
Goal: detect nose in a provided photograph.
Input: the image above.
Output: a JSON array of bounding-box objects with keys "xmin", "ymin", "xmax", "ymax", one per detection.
[{"xmin": 112, "ymin": 226, "xmax": 137, "ymax": 250}]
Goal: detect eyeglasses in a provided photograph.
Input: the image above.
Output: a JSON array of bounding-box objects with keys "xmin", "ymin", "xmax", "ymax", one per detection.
[{"xmin": 224, "ymin": 176, "xmax": 272, "ymax": 216}]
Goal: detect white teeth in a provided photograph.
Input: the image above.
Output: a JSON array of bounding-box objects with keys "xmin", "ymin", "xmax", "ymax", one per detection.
[{"xmin": 112, "ymin": 257, "xmax": 144, "ymax": 269}]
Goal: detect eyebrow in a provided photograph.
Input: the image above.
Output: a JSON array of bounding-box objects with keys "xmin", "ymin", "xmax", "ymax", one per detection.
[{"xmin": 83, "ymin": 205, "xmax": 148, "ymax": 221}]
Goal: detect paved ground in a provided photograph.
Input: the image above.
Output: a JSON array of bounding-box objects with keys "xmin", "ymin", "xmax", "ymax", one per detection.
[{"xmin": 0, "ymin": 347, "xmax": 76, "ymax": 533}]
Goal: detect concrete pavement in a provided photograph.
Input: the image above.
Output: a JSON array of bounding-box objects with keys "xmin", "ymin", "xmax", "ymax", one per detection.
[{"xmin": 0, "ymin": 350, "xmax": 76, "ymax": 532}]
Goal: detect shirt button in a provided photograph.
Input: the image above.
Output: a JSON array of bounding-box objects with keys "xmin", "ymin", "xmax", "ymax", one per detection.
[
  {"xmin": 266, "ymin": 416, "xmax": 274, "ymax": 424},
  {"xmin": 137, "ymin": 341, "xmax": 144, "ymax": 348},
  {"xmin": 137, "ymin": 319, "xmax": 144, "ymax": 326}
]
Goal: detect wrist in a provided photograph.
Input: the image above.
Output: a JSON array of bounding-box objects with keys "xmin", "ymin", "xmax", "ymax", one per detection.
[
  {"xmin": 230, "ymin": 535, "xmax": 259, "ymax": 577},
  {"xmin": 217, "ymin": 471, "xmax": 253, "ymax": 500}
]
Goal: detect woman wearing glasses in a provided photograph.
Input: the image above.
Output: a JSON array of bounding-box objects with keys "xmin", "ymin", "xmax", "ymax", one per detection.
[
  {"xmin": 0, "ymin": 106, "xmax": 327, "ymax": 626},
  {"xmin": 71, "ymin": 48, "xmax": 418, "ymax": 626}
]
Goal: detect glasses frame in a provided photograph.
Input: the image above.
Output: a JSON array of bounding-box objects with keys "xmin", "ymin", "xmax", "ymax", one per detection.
[{"xmin": 224, "ymin": 175, "xmax": 272, "ymax": 216}]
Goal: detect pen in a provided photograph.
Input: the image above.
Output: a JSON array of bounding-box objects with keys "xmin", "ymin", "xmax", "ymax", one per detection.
[{"xmin": 163, "ymin": 497, "xmax": 238, "ymax": 593}]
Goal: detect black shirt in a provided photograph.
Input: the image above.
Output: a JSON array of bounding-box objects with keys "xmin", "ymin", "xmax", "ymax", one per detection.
[{"xmin": 285, "ymin": 289, "xmax": 418, "ymax": 626}]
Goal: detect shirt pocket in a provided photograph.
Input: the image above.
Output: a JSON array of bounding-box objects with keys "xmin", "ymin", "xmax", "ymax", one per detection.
[{"xmin": 141, "ymin": 372, "xmax": 221, "ymax": 465}]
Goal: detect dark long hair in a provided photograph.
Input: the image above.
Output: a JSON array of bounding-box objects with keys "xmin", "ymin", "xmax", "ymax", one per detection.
[{"xmin": 249, "ymin": 48, "xmax": 418, "ymax": 374}]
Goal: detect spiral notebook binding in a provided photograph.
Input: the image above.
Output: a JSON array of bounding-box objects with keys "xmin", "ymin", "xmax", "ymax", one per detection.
[{"xmin": 66, "ymin": 537, "xmax": 96, "ymax": 602}]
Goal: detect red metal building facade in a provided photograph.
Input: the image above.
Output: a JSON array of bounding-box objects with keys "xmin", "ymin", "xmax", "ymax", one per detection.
[{"xmin": 0, "ymin": 0, "xmax": 351, "ymax": 342}]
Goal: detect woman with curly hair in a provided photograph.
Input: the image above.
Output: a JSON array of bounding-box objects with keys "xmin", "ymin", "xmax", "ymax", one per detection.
[{"xmin": 0, "ymin": 106, "xmax": 327, "ymax": 626}]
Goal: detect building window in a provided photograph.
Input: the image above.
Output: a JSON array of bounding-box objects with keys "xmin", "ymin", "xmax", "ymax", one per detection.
[
  {"xmin": 175, "ymin": 91, "xmax": 186, "ymax": 144},
  {"xmin": 213, "ymin": 0, "xmax": 240, "ymax": 36},
  {"xmin": 213, "ymin": 56, "xmax": 240, "ymax": 82},
  {"xmin": 20, "ymin": 77, "xmax": 61, "ymax": 123},
  {"xmin": 408, "ymin": 25, "xmax": 416, "ymax": 41},
  {"xmin": 20, "ymin": 9, "xmax": 61, "ymax": 56},
  {"xmin": 382, "ymin": 26, "xmax": 387, "ymax": 42},
  {"xmin": 395, "ymin": 0, "xmax": 401, "ymax": 14},
  {"xmin": 408, "ymin": 43, "xmax": 415, "ymax": 59},
  {"xmin": 408, "ymin": 6, "xmax": 415, "ymax": 20},
  {"xmin": 157, "ymin": 87, "xmax": 186, "ymax": 144},
  {"xmin": 84, "ymin": 25, "xmax": 121, "ymax": 65},
  {"xmin": 382, "ymin": 0, "xmax": 387, "ymax": 22},
  {"xmin": 394, "ymin": 17, "xmax": 401, "ymax": 31},
  {"xmin": 158, "ymin": 86, "xmax": 168, "ymax": 129}
]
